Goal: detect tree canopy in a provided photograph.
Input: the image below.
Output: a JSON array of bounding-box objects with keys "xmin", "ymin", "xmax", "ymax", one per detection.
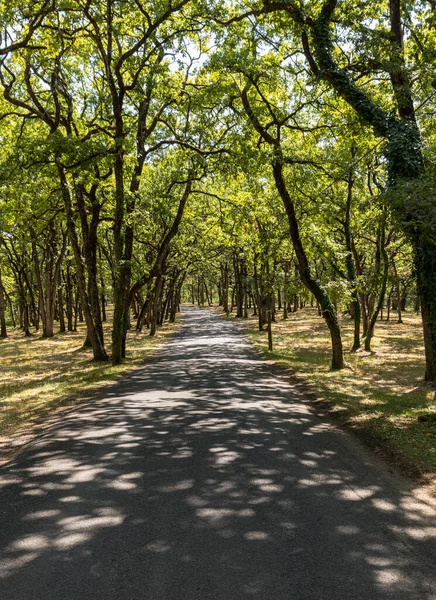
[{"xmin": 0, "ymin": 0, "xmax": 435, "ymax": 382}]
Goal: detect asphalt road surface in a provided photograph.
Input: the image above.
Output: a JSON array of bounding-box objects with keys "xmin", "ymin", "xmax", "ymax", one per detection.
[{"xmin": 1, "ymin": 307, "xmax": 436, "ymax": 600}]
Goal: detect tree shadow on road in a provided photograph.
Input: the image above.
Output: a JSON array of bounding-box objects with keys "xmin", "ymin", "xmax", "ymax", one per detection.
[{"xmin": 0, "ymin": 309, "xmax": 435, "ymax": 600}]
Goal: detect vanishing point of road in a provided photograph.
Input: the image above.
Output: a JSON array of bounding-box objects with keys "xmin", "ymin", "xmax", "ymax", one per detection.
[{"xmin": 1, "ymin": 307, "xmax": 435, "ymax": 599}]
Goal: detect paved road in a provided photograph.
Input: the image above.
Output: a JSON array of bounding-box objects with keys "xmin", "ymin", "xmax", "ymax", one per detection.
[{"xmin": 1, "ymin": 307, "xmax": 435, "ymax": 600}]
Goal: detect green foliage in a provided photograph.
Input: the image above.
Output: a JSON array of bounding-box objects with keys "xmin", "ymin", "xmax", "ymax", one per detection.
[{"xmin": 0, "ymin": 1, "xmax": 433, "ymax": 380}]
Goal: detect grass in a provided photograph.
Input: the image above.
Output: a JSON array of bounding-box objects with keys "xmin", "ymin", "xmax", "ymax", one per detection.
[
  {"xmin": 0, "ymin": 309, "xmax": 180, "ymax": 462},
  {"xmin": 224, "ymin": 307, "xmax": 436, "ymax": 483}
]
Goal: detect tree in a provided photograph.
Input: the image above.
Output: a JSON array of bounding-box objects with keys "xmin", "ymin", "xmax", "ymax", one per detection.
[{"xmin": 244, "ymin": 0, "xmax": 436, "ymax": 379}]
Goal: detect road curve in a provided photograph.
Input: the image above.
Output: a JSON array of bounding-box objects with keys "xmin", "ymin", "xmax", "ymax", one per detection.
[{"xmin": 0, "ymin": 307, "xmax": 435, "ymax": 600}]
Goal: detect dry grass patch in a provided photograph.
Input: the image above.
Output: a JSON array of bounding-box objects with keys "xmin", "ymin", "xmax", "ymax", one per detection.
[
  {"xmin": 0, "ymin": 310, "xmax": 180, "ymax": 461},
  {"xmin": 224, "ymin": 307, "xmax": 435, "ymax": 481}
]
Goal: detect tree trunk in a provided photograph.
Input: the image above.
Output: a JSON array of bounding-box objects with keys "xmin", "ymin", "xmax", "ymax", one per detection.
[
  {"xmin": 308, "ymin": 0, "xmax": 436, "ymax": 377},
  {"xmin": 222, "ymin": 263, "xmax": 229, "ymax": 314},
  {"xmin": 392, "ymin": 261, "xmax": 403, "ymax": 324},
  {"xmin": 112, "ymin": 139, "xmax": 130, "ymax": 364},
  {"xmin": 24, "ymin": 304, "xmax": 31, "ymax": 337},
  {"xmin": 234, "ymin": 253, "xmax": 244, "ymax": 318},
  {"xmin": 283, "ymin": 262, "xmax": 289, "ymax": 319},
  {"xmin": 150, "ymin": 275, "xmax": 164, "ymax": 337},
  {"xmin": 387, "ymin": 287, "xmax": 393, "ymax": 321},
  {"xmin": 101, "ymin": 290, "xmax": 106, "ymax": 322},
  {"xmin": 58, "ymin": 164, "xmax": 108, "ymax": 361},
  {"xmin": 364, "ymin": 222, "xmax": 389, "ymax": 351},
  {"xmin": 65, "ymin": 267, "xmax": 74, "ymax": 331},
  {"xmin": 344, "ymin": 170, "xmax": 361, "ymax": 351},
  {"xmin": 5, "ymin": 288, "xmax": 15, "ymax": 329},
  {"xmin": 267, "ymin": 306, "xmax": 273, "ymax": 351},
  {"xmin": 272, "ymin": 156, "xmax": 344, "ymax": 370},
  {"xmin": 0, "ymin": 271, "xmax": 7, "ymax": 338},
  {"xmin": 242, "ymin": 260, "xmax": 248, "ymax": 318},
  {"xmin": 136, "ymin": 292, "xmax": 151, "ymax": 331},
  {"xmin": 58, "ymin": 285, "xmax": 66, "ymax": 333},
  {"xmin": 171, "ymin": 274, "xmax": 185, "ymax": 322},
  {"xmin": 75, "ymin": 182, "xmax": 105, "ymax": 350}
]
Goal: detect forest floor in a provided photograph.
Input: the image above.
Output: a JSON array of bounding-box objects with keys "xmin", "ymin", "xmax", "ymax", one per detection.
[
  {"xmin": 217, "ymin": 307, "xmax": 436, "ymax": 492},
  {"xmin": 0, "ymin": 312, "xmax": 179, "ymax": 465}
]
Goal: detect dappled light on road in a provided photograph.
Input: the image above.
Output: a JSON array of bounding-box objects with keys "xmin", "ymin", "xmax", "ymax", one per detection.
[{"xmin": 0, "ymin": 308, "xmax": 435, "ymax": 599}]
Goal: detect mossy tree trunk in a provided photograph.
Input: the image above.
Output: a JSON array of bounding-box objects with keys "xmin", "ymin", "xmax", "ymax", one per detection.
[{"xmin": 299, "ymin": 0, "xmax": 436, "ymax": 379}]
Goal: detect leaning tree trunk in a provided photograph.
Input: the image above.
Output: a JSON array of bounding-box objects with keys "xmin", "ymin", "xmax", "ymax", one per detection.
[{"xmin": 273, "ymin": 156, "xmax": 344, "ymax": 370}]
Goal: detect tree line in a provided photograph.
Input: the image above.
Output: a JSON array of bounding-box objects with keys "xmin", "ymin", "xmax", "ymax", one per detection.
[{"xmin": 0, "ymin": 1, "xmax": 434, "ymax": 379}]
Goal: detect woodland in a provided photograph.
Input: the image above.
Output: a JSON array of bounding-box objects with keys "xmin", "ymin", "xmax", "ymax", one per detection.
[{"xmin": 1, "ymin": 1, "xmax": 436, "ymax": 462}]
